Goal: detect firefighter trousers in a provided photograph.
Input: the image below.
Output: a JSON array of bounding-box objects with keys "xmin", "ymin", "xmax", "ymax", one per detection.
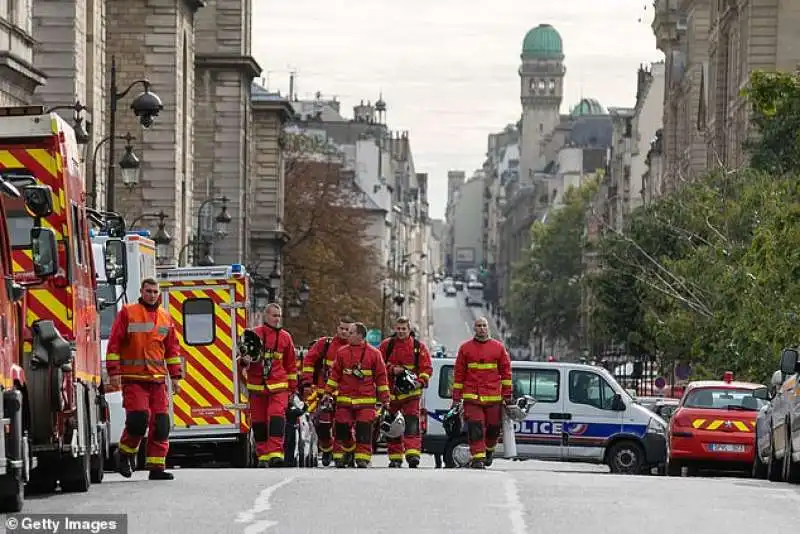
[
  {"xmin": 333, "ymin": 405, "xmax": 376, "ymax": 463},
  {"xmin": 463, "ymin": 402, "xmax": 503, "ymax": 461},
  {"xmin": 387, "ymin": 397, "xmax": 421, "ymax": 462},
  {"xmin": 250, "ymin": 391, "xmax": 289, "ymax": 463},
  {"xmin": 315, "ymin": 412, "xmax": 334, "ymax": 453},
  {"xmin": 119, "ymin": 381, "xmax": 170, "ymax": 470}
]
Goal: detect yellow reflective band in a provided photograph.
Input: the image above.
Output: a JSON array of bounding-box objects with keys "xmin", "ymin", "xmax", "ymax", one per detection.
[
  {"xmin": 302, "ymin": 366, "xmax": 314, "ymax": 373},
  {"xmin": 286, "ymin": 373, "xmax": 297, "ymax": 380},
  {"xmin": 377, "ymin": 385, "xmax": 389, "ymax": 392},
  {"xmin": 452, "ymin": 383, "xmax": 463, "ymax": 389},
  {"xmin": 501, "ymin": 379, "xmax": 513, "ymax": 386},
  {"xmin": 144, "ymin": 456, "xmax": 165, "ymax": 465},
  {"xmin": 391, "ymin": 388, "xmax": 422, "ymax": 401},
  {"xmin": 267, "ymin": 382, "xmax": 289, "ymax": 390},
  {"xmin": 333, "ymin": 453, "xmax": 345, "ymax": 460},
  {"xmin": 165, "ymin": 357, "xmax": 182, "ymax": 365},
  {"xmin": 467, "ymin": 362, "xmax": 497, "ymax": 370},
  {"xmin": 319, "ymin": 445, "xmax": 333, "ymax": 452},
  {"xmin": 405, "ymin": 449, "xmax": 420, "ymax": 457},
  {"xmin": 388, "ymin": 454, "xmax": 404, "ymax": 461},
  {"xmin": 336, "ymin": 396, "xmax": 377, "ymax": 405},
  {"xmin": 419, "ymin": 373, "xmax": 430, "ymax": 380},
  {"xmin": 258, "ymin": 452, "xmax": 284, "ymax": 461},
  {"xmin": 462, "ymin": 393, "xmax": 502, "ymax": 402},
  {"xmin": 473, "ymin": 452, "xmax": 486, "ymax": 459},
  {"xmin": 325, "ymin": 359, "xmax": 334, "ymax": 366},
  {"xmin": 354, "ymin": 453, "xmax": 371, "ymax": 461},
  {"xmin": 327, "ymin": 379, "xmax": 338, "ymax": 387},
  {"xmin": 342, "ymin": 444, "xmax": 356, "ymax": 452},
  {"xmin": 106, "ymin": 353, "xmax": 120, "ymax": 361},
  {"xmin": 119, "ymin": 443, "xmax": 138, "ymax": 455},
  {"xmin": 247, "ymin": 384, "xmax": 265, "ymax": 391}
]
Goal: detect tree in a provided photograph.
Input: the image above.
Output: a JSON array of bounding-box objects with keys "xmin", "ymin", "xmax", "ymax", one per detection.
[
  {"xmin": 507, "ymin": 179, "xmax": 598, "ymax": 352},
  {"xmin": 280, "ymin": 133, "xmax": 383, "ymax": 344},
  {"xmin": 742, "ymin": 69, "xmax": 800, "ymax": 174}
]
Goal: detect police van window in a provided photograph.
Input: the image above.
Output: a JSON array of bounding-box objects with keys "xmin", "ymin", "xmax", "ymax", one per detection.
[
  {"xmin": 183, "ymin": 298, "xmax": 215, "ymax": 345},
  {"xmin": 569, "ymin": 370, "xmax": 616, "ymax": 410},
  {"xmin": 439, "ymin": 365, "xmax": 454, "ymax": 398},
  {"xmin": 513, "ymin": 369, "xmax": 559, "ymax": 402}
]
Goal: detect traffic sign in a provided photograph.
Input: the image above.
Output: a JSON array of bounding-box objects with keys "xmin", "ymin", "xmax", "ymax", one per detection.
[
  {"xmin": 366, "ymin": 328, "xmax": 382, "ymax": 347},
  {"xmin": 654, "ymin": 376, "xmax": 666, "ymax": 389}
]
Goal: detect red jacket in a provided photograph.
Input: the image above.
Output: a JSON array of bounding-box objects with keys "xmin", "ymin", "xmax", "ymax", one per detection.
[
  {"xmin": 301, "ymin": 335, "xmax": 349, "ymax": 388},
  {"xmin": 379, "ymin": 336, "xmax": 433, "ymax": 401},
  {"xmin": 106, "ymin": 301, "xmax": 183, "ymax": 382},
  {"xmin": 452, "ymin": 338, "xmax": 512, "ymax": 405},
  {"xmin": 239, "ymin": 325, "xmax": 297, "ymax": 395},
  {"xmin": 326, "ymin": 342, "xmax": 390, "ymax": 406}
]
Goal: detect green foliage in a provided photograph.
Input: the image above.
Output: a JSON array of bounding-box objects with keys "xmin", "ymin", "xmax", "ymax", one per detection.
[
  {"xmin": 742, "ymin": 69, "xmax": 800, "ymax": 174},
  {"xmin": 591, "ymin": 168, "xmax": 800, "ymax": 383},
  {"xmin": 507, "ymin": 180, "xmax": 598, "ymax": 348}
]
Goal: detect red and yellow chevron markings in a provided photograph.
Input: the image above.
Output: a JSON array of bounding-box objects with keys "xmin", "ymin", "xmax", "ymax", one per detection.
[
  {"xmin": 167, "ymin": 283, "xmax": 238, "ymax": 427},
  {"xmin": 691, "ymin": 418, "xmax": 754, "ymax": 432}
]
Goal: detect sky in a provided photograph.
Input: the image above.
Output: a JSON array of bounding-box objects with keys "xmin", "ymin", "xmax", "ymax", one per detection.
[{"xmin": 252, "ymin": 0, "xmax": 664, "ymax": 220}]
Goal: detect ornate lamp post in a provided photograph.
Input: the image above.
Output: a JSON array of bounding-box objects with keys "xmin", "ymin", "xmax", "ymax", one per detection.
[
  {"xmin": 152, "ymin": 211, "xmax": 172, "ymax": 264},
  {"xmin": 268, "ymin": 259, "xmax": 281, "ymax": 301}
]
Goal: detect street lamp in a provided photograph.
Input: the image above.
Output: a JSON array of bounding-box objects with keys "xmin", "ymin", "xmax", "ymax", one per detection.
[
  {"xmin": 106, "ymin": 54, "xmax": 164, "ymax": 212},
  {"xmin": 393, "ymin": 293, "xmax": 406, "ymax": 307},
  {"xmin": 268, "ymin": 258, "xmax": 281, "ymax": 297},
  {"xmin": 254, "ymin": 285, "xmax": 270, "ymax": 310},
  {"xmin": 118, "ymin": 137, "xmax": 141, "ymax": 189},
  {"xmin": 152, "ymin": 211, "xmax": 172, "ymax": 263},
  {"xmin": 190, "ymin": 196, "xmax": 230, "ymax": 265},
  {"xmin": 46, "ymin": 101, "xmax": 90, "ymax": 159},
  {"xmin": 215, "ymin": 204, "xmax": 232, "ymax": 237},
  {"xmin": 89, "ymin": 132, "xmax": 141, "ymax": 208},
  {"xmin": 298, "ymin": 280, "xmax": 310, "ymax": 303}
]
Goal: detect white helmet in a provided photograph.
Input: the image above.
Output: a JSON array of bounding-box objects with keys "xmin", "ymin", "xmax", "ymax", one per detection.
[
  {"xmin": 505, "ymin": 395, "xmax": 537, "ymax": 422},
  {"xmin": 380, "ymin": 410, "xmax": 406, "ymax": 439}
]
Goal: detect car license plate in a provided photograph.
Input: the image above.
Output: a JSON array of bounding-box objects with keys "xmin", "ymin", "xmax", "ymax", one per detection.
[{"xmin": 709, "ymin": 443, "xmax": 745, "ymax": 453}]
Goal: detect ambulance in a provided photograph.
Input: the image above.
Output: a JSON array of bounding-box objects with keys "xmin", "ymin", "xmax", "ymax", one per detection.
[
  {"xmin": 156, "ymin": 264, "xmax": 255, "ymax": 467},
  {"xmin": 91, "ymin": 230, "xmax": 157, "ymax": 467},
  {"xmin": 423, "ymin": 358, "xmax": 668, "ymax": 474}
]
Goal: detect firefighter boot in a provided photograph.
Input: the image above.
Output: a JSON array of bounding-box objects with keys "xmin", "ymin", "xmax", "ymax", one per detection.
[
  {"xmin": 335, "ymin": 458, "xmax": 347, "ymax": 468},
  {"xmin": 471, "ymin": 459, "xmax": 486, "ymax": 469},
  {"xmin": 388, "ymin": 460, "xmax": 402, "ymax": 468},
  {"xmin": 356, "ymin": 459, "xmax": 369, "ymax": 468},
  {"xmin": 485, "ymin": 451, "xmax": 494, "ymax": 467},
  {"xmin": 117, "ymin": 453, "xmax": 134, "ymax": 479},
  {"xmin": 322, "ymin": 451, "xmax": 333, "ymax": 466},
  {"xmin": 148, "ymin": 469, "xmax": 175, "ymax": 480},
  {"xmin": 345, "ymin": 452, "xmax": 355, "ymax": 468},
  {"xmin": 407, "ymin": 456, "xmax": 420, "ymax": 469},
  {"xmin": 268, "ymin": 458, "xmax": 284, "ymax": 468}
]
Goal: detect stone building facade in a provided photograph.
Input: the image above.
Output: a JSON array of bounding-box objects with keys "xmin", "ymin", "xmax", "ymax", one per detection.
[
  {"xmin": 0, "ymin": 1, "xmax": 47, "ymax": 106},
  {"xmin": 193, "ymin": 0, "xmax": 261, "ymax": 266},
  {"xmin": 105, "ymin": 0, "xmax": 204, "ymax": 260}
]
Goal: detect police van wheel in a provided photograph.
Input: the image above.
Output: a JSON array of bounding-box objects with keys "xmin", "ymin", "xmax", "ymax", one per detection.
[{"xmin": 607, "ymin": 440, "xmax": 644, "ymax": 475}]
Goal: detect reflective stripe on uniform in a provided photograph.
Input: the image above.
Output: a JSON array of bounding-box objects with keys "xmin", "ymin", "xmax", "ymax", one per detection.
[
  {"xmin": 501, "ymin": 379, "xmax": 513, "ymax": 386},
  {"xmin": 106, "ymin": 353, "xmax": 120, "ymax": 362},
  {"xmin": 145, "ymin": 456, "xmax": 165, "ymax": 465},
  {"xmin": 165, "ymin": 356, "xmax": 183, "ymax": 366},
  {"xmin": 462, "ymin": 393, "xmax": 502, "ymax": 403},
  {"xmin": 467, "ymin": 362, "xmax": 497, "ymax": 370},
  {"xmin": 391, "ymin": 387, "xmax": 423, "ymax": 401},
  {"xmin": 336, "ymin": 396, "xmax": 377, "ymax": 405},
  {"xmin": 128, "ymin": 322, "xmax": 155, "ymax": 333},
  {"xmin": 247, "ymin": 382, "xmax": 289, "ymax": 392}
]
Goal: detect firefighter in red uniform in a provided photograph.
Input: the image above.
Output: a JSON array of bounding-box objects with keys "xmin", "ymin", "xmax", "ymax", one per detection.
[
  {"xmin": 325, "ymin": 322, "xmax": 390, "ymax": 468},
  {"xmin": 239, "ymin": 303, "xmax": 298, "ymax": 467},
  {"xmin": 299, "ymin": 316, "xmax": 353, "ymax": 465},
  {"xmin": 451, "ymin": 316, "xmax": 512, "ymax": 469},
  {"xmin": 379, "ymin": 316, "xmax": 432, "ymax": 468},
  {"xmin": 106, "ymin": 278, "xmax": 183, "ymax": 480}
]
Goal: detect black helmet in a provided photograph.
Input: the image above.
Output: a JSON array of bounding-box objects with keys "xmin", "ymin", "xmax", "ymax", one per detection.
[
  {"xmin": 443, "ymin": 404, "xmax": 463, "ymax": 438},
  {"xmin": 239, "ymin": 329, "xmax": 263, "ymax": 361},
  {"xmin": 394, "ymin": 369, "xmax": 418, "ymax": 395}
]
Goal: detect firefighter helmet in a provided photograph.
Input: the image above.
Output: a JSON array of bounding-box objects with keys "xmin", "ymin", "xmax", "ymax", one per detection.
[
  {"xmin": 394, "ymin": 369, "xmax": 418, "ymax": 395},
  {"xmin": 380, "ymin": 410, "xmax": 406, "ymax": 439},
  {"xmin": 443, "ymin": 402, "xmax": 463, "ymax": 438},
  {"xmin": 505, "ymin": 395, "xmax": 537, "ymax": 422},
  {"xmin": 238, "ymin": 329, "xmax": 264, "ymax": 362}
]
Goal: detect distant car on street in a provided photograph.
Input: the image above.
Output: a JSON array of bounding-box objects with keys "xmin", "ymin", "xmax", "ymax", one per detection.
[{"xmin": 444, "ymin": 284, "xmax": 456, "ymax": 296}]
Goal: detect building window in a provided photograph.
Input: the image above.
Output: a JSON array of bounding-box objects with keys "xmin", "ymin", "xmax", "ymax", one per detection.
[{"xmin": 183, "ymin": 298, "xmax": 215, "ymax": 345}]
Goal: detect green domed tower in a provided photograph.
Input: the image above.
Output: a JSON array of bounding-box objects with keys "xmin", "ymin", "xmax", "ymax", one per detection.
[
  {"xmin": 521, "ymin": 24, "xmax": 564, "ymax": 60},
  {"xmin": 519, "ymin": 24, "xmax": 565, "ymax": 179}
]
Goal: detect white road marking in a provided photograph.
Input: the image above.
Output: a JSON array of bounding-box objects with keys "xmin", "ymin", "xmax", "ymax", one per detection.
[
  {"xmin": 503, "ymin": 474, "xmax": 528, "ymax": 534},
  {"xmin": 236, "ymin": 476, "xmax": 295, "ymax": 533}
]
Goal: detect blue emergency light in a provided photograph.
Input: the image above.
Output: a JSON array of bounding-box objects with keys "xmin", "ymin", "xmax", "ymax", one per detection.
[
  {"xmin": 127, "ymin": 230, "xmax": 151, "ymax": 238},
  {"xmin": 231, "ymin": 264, "xmax": 243, "ymax": 273}
]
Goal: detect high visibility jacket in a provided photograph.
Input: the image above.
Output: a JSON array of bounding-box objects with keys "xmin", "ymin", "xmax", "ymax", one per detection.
[
  {"xmin": 301, "ymin": 335, "xmax": 349, "ymax": 388},
  {"xmin": 379, "ymin": 336, "xmax": 433, "ymax": 401},
  {"xmin": 240, "ymin": 325, "xmax": 298, "ymax": 395},
  {"xmin": 326, "ymin": 342, "xmax": 390, "ymax": 406},
  {"xmin": 105, "ymin": 301, "xmax": 183, "ymax": 382},
  {"xmin": 452, "ymin": 338, "xmax": 512, "ymax": 405}
]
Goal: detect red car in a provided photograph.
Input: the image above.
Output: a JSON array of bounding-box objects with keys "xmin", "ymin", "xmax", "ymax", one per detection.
[{"xmin": 667, "ymin": 371, "xmax": 768, "ymax": 476}]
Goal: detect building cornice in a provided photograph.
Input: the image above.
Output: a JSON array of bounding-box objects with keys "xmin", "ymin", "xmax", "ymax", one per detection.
[{"xmin": 195, "ymin": 54, "xmax": 262, "ymax": 79}]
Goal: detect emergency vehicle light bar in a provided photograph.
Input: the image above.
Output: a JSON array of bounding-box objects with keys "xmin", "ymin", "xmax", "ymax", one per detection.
[
  {"xmin": 127, "ymin": 230, "xmax": 152, "ymax": 238},
  {"xmin": 157, "ymin": 265, "xmax": 240, "ymax": 279},
  {"xmin": 0, "ymin": 105, "xmax": 45, "ymax": 117}
]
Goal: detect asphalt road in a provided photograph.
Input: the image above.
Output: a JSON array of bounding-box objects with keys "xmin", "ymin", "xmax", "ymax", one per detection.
[
  {"xmin": 431, "ymin": 286, "xmax": 477, "ymax": 356},
  {"xmin": 10, "ymin": 457, "xmax": 800, "ymax": 534}
]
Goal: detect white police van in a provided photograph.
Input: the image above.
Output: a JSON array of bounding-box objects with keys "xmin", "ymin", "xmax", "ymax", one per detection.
[{"xmin": 422, "ymin": 358, "xmax": 667, "ymax": 474}]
